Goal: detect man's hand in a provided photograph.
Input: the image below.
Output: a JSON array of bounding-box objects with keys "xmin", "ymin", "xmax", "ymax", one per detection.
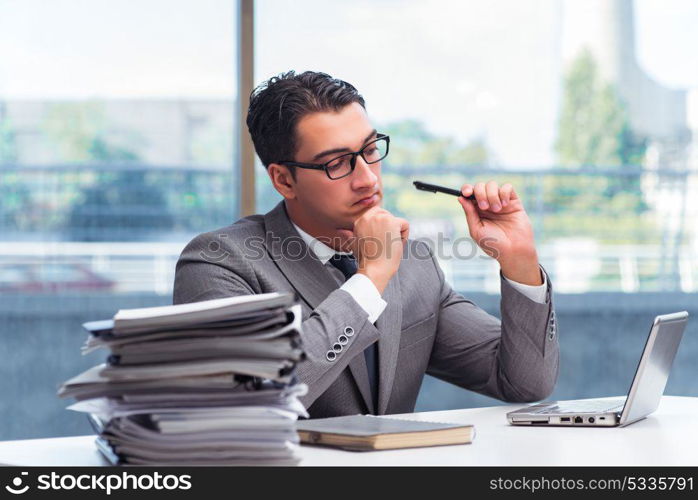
[
  {"xmin": 459, "ymin": 181, "xmax": 542, "ymax": 286},
  {"xmin": 351, "ymin": 206, "xmax": 409, "ymax": 294}
]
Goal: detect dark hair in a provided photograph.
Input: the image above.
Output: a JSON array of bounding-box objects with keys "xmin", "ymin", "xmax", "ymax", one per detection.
[{"xmin": 246, "ymin": 71, "xmax": 366, "ymax": 172}]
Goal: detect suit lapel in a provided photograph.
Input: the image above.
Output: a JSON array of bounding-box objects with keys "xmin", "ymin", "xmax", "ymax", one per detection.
[
  {"xmin": 348, "ymin": 353, "xmax": 375, "ymax": 414},
  {"xmin": 263, "ymin": 201, "xmax": 376, "ymax": 413},
  {"xmin": 263, "ymin": 202, "xmax": 339, "ymax": 310},
  {"xmin": 375, "ymin": 274, "xmax": 402, "ymax": 414}
]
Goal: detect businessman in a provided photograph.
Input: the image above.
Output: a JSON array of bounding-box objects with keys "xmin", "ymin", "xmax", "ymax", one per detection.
[{"xmin": 174, "ymin": 71, "xmax": 559, "ymax": 417}]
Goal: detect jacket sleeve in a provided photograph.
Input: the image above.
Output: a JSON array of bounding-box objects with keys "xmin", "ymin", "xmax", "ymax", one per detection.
[
  {"xmin": 172, "ymin": 232, "xmax": 380, "ymax": 408},
  {"xmin": 425, "ymin": 246, "xmax": 559, "ymax": 403}
]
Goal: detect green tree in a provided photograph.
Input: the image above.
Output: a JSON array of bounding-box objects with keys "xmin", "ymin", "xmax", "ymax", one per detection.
[
  {"xmin": 68, "ymin": 170, "xmax": 175, "ymax": 241},
  {"xmin": 43, "ymin": 102, "xmax": 142, "ymax": 163},
  {"xmin": 40, "ymin": 102, "xmax": 176, "ymax": 241},
  {"xmin": 556, "ymin": 48, "xmax": 646, "ymax": 167},
  {"xmin": 551, "ymin": 48, "xmax": 648, "ymax": 229},
  {"xmin": 381, "ymin": 119, "xmax": 490, "ymax": 169}
]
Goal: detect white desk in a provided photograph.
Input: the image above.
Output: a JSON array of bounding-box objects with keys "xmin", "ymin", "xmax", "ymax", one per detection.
[{"xmin": 1, "ymin": 396, "xmax": 696, "ymax": 466}]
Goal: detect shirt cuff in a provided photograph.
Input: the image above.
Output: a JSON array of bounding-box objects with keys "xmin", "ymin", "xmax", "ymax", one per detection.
[
  {"xmin": 340, "ymin": 273, "xmax": 388, "ymax": 323},
  {"xmin": 502, "ymin": 268, "xmax": 548, "ymax": 304}
]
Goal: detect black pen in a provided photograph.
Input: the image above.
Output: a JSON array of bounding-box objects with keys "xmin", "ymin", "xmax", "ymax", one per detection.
[{"xmin": 413, "ymin": 181, "xmax": 476, "ymax": 201}]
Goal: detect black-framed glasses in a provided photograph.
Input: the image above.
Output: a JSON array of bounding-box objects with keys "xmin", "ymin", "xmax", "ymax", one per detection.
[{"xmin": 279, "ymin": 134, "xmax": 390, "ymax": 180}]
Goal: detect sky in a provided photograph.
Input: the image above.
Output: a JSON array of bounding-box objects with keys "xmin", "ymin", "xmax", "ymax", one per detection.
[{"xmin": 1, "ymin": 0, "xmax": 697, "ymax": 167}]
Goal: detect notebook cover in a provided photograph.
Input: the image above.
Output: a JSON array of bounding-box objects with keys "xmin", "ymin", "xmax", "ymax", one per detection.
[{"xmin": 295, "ymin": 414, "xmax": 471, "ymax": 436}]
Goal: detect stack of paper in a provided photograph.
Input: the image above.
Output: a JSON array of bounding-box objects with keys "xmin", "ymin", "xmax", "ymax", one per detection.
[{"xmin": 58, "ymin": 292, "xmax": 309, "ymax": 465}]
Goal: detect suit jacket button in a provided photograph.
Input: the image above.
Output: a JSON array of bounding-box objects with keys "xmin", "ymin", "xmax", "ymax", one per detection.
[
  {"xmin": 332, "ymin": 343, "xmax": 343, "ymax": 353},
  {"xmin": 326, "ymin": 351, "xmax": 337, "ymax": 361},
  {"xmin": 343, "ymin": 326, "xmax": 355, "ymax": 337},
  {"xmin": 338, "ymin": 334, "xmax": 349, "ymax": 345}
]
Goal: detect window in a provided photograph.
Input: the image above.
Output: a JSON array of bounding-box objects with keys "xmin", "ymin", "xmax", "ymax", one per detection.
[
  {"xmin": 255, "ymin": 0, "xmax": 697, "ymax": 410},
  {"xmin": 0, "ymin": 0, "xmax": 239, "ymax": 439}
]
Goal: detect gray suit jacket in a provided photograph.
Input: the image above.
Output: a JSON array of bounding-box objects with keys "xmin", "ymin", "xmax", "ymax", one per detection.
[{"xmin": 173, "ymin": 201, "xmax": 559, "ymax": 417}]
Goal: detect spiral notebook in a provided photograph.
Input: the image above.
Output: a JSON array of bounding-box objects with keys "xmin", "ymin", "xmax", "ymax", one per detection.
[{"xmin": 295, "ymin": 414, "xmax": 474, "ymax": 451}]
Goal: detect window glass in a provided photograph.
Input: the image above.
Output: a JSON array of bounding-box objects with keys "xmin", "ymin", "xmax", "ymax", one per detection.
[
  {"xmin": 255, "ymin": 0, "xmax": 698, "ymax": 410},
  {"xmin": 0, "ymin": 0, "xmax": 238, "ymax": 439}
]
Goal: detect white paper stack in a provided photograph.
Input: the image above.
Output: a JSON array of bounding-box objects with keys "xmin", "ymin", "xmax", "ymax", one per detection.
[{"xmin": 58, "ymin": 292, "xmax": 309, "ymax": 466}]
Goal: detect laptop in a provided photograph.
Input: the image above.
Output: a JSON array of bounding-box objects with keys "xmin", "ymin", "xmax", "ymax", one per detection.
[{"xmin": 507, "ymin": 311, "xmax": 688, "ymax": 427}]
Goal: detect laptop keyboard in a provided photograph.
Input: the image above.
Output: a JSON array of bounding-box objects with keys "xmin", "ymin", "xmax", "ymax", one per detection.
[{"xmin": 533, "ymin": 397, "xmax": 626, "ymax": 414}]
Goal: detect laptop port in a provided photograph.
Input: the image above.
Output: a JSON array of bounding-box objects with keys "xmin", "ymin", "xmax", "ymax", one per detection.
[
  {"xmin": 588, "ymin": 417, "xmax": 595, "ymax": 423},
  {"xmin": 599, "ymin": 417, "xmax": 606, "ymax": 420},
  {"xmin": 561, "ymin": 417, "xmax": 570, "ymax": 422},
  {"xmin": 574, "ymin": 416, "xmax": 583, "ymax": 424}
]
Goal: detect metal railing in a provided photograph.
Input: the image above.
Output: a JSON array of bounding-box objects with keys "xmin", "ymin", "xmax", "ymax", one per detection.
[
  {"xmin": 2, "ymin": 163, "xmax": 697, "ymax": 293},
  {"xmin": 0, "ymin": 240, "xmax": 695, "ymax": 294}
]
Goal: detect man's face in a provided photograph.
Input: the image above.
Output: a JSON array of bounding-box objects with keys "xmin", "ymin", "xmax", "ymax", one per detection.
[{"xmin": 288, "ymin": 102, "xmax": 383, "ymax": 239}]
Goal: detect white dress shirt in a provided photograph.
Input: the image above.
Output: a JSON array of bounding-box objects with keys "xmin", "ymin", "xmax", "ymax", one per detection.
[{"xmin": 291, "ymin": 222, "xmax": 547, "ymax": 324}]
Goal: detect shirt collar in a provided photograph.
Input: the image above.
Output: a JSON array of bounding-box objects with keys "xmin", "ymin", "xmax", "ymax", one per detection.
[{"xmin": 290, "ymin": 221, "xmax": 352, "ymax": 265}]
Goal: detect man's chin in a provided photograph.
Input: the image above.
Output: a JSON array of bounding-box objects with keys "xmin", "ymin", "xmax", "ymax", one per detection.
[
  {"xmin": 334, "ymin": 228, "xmax": 356, "ymax": 251},
  {"xmin": 335, "ymin": 227, "xmax": 354, "ymax": 240}
]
